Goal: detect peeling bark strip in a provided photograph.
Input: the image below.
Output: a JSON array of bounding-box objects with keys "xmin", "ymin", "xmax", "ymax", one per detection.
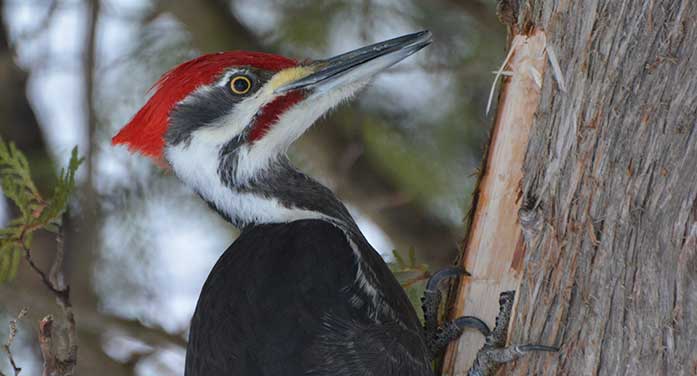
[
  {"xmin": 442, "ymin": 30, "xmax": 548, "ymax": 375},
  {"xmin": 479, "ymin": 0, "xmax": 696, "ymax": 375}
]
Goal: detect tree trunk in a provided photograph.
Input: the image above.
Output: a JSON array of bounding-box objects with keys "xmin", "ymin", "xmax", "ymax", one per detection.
[
  {"xmin": 444, "ymin": 0, "xmax": 697, "ymax": 375},
  {"xmin": 0, "ymin": 0, "xmax": 54, "ymax": 189}
]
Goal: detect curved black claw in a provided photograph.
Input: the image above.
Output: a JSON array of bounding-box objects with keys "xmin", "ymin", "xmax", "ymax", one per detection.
[
  {"xmin": 517, "ymin": 344, "xmax": 559, "ymax": 353},
  {"xmin": 422, "ymin": 266, "xmax": 469, "ymax": 339},
  {"xmin": 481, "ymin": 344, "xmax": 559, "ymax": 365},
  {"xmin": 467, "ymin": 291, "xmax": 558, "ymax": 376},
  {"xmin": 421, "ymin": 266, "xmax": 478, "ymax": 357},
  {"xmin": 428, "ymin": 316, "xmax": 492, "ymax": 356},
  {"xmin": 454, "ymin": 316, "xmax": 491, "ymax": 337},
  {"xmin": 425, "ymin": 266, "xmax": 467, "ymax": 291}
]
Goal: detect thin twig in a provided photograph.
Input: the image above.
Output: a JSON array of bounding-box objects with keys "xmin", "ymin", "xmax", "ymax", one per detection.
[
  {"xmin": 48, "ymin": 219, "xmax": 66, "ymax": 291},
  {"xmin": 0, "ymin": 284, "xmax": 187, "ymax": 348},
  {"xmin": 21, "ymin": 238, "xmax": 69, "ymax": 300},
  {"xmin": 3, "ymin": 308, "xmax": 28, "ymax": 376},
  {"xmin": 401, "ymin": 271, "xmax": 431, "ymax": 289},
  {"xmin": 21, "ymin": 213, "xmax": 76, "ymax": 376}
]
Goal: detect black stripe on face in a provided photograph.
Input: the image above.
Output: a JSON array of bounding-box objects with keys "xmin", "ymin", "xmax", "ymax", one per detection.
[
  {"xmin": 166, "ymin": 88, "xmax": 239, "ymax": 147},
  {"xmin": 217, "ymin": 134, "xmax": 246, "ymax": 188},
  {"xmin": 164, "ymin": 68, "xmax": 274, "ymax": 148}
]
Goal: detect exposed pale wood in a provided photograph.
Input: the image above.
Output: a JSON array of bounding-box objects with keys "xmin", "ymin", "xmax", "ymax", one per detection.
[
  {"xmin": 443, "ymin": 0, "xmax": 697, "ymax": 374},
  {"xmin": 442, "ymin": 30, "xmax": 547, "ymax": 375}
]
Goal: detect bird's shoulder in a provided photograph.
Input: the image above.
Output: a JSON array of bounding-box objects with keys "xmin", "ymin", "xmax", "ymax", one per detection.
[
  {"xmin": 186, "ymin": 219, "xmax": 431, "ymax": 376},
  {"xmin": 215, "ymin": 219, "xmax": 360, "ymax": 290}
]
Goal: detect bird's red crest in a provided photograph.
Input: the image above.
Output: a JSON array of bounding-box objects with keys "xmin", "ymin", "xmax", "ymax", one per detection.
[{"xmin": 112, "ymin": 51, "xmax": 297, "ymax": 159}]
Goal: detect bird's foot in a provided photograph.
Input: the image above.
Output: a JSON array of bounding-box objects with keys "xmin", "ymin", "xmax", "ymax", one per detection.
[
  {"xmin": 421, "ymin": 267, "xmax": 491, "ymax": 356},
  {"xmin": 467, "ymin": 291, "xmax": 557, "ymax": 376},
  {"xmin": 420, "ymin": 269, "xmax": 557, "ymax": 370}
]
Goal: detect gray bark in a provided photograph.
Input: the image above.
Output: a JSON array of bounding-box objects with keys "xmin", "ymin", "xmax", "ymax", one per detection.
[{"xmin": 506, "ymin": 0, "xmax": 697, "ymax": 375}]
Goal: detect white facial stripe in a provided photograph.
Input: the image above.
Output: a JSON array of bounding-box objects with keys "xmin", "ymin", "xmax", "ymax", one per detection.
[
  {"xmin": 175, "ymin": 68, "xmax": 249, "ymax": 108},
  {"xmin": 165, "ymin": 137, "xmax": 329, "ymax": 226},
  {"xmin": 183, "ymin": 70, "xmax": 281, "ymax": 150},
  {"xmin": 237, "ymin": 80, "xmax": 368, "ymax": 182},
  {"xmin": 164, "ymin": 66, "xmax": 369, "ymax": 225},
  {"xmin": 215, "ymin": 70, "xmax": 240, "ymax": 87},
  {"xmin": 176, "ymin": 66, "xmax": 323, "ymax": 154}
]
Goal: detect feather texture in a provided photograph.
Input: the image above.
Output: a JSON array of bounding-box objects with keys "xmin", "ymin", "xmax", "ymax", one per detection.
[
  {"xmin": 112, "ymin": 52, "xmax": 297, "ymax": 158},
  {"xmin": 185, "ymin": 219, "xmax": 432, "ymax": 376}
]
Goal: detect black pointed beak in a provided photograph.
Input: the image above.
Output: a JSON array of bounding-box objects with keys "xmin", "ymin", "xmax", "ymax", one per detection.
[{"xmin": 275, "ymin": 30, "xmax": 432, "ymax": 94}]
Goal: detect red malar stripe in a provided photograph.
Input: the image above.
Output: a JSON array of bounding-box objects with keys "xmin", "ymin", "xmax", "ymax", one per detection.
[
  {"xmin": 112, "ymin": 51, "xmax": 297, "ymax": 159},
  {"xmin": 248, "ymin": 91, "xmax": 305, "ymax": 142}
]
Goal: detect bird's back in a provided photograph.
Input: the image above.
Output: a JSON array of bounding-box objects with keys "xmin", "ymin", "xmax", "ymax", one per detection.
[{"xmin": 185, "ymin": 219, "xmax": 432, "ymax": 376}]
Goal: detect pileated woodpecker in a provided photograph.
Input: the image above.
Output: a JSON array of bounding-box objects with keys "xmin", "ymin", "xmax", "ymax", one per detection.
[{"xmin": 113, "ymin": 31, "xmax": 554, "ymax": 375}]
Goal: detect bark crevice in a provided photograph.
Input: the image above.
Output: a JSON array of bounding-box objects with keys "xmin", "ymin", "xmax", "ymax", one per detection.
[{"xmin": 504, "ymin": 1, "xmax": 697, "ymax": 374}]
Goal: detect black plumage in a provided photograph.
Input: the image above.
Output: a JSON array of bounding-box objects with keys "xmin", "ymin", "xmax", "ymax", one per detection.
[
  {"xmin": 113, "ymin": 30, "xmax": 554, "ymax": 376},
  {"xmin": 185, "ymin": 219, "xmax": 433, "ymax": 376}
]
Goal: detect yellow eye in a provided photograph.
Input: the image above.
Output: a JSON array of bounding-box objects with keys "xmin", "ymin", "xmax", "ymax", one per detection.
[{"xmin": 230, "ymin": 75, "xmax": 252, "ymax": 95}]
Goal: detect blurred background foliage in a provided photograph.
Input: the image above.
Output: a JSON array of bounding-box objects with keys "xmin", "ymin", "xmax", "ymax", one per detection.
[{"xmin": 0, "ymin": 0, "xmax": 505, "ymax": 374}]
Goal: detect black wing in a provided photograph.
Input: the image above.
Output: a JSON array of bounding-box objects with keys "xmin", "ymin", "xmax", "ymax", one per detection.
[{"xmin": 185, "ymin": 219, "xmax": 432, "ymax": 376}]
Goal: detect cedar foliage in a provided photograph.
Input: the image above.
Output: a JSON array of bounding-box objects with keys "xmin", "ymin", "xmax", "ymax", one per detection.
[
  {"xmin": 0, "ymin": 139, "xmax": 82, "ymax": 282},
  {"xmin": 390, "ymin": 247, "xmax": 430, "ymax": 320}
]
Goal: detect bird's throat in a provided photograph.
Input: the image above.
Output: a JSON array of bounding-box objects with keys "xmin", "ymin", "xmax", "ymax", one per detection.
[{"xmin": 210, "ymin": 157, "xmax": 357, "ymax": 230}]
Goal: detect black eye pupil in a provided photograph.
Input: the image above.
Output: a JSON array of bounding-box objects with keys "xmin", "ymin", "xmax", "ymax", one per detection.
[{"xmin": 233, "ymin": 78, "xmax": 249, "ymax": 92}]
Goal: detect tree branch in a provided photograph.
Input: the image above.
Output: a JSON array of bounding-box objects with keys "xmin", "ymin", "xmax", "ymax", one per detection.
[
  {"xmin": 22, "ymin": 237, "xmax": 68, "ymax": 300},
  {"xmin": 0, "ymin": 0, "xmax": 55, "ymax": 191},
  {"xmin": 0, "ymin": 285, "xmax": 187, "ymax": 349},
  {"xmin": 2, "ymin": 308, "xmax": 27, "ymax": 376},
  {"xmin": 22, "ymin": 216, "xmax": 77, "ymax": 376}
]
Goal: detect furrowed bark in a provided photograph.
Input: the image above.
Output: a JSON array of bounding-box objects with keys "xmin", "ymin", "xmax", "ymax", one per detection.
[
  {"xmin": 507, "ymin": 1, "xmax": 697, "ymax": 374},
  {"xmin": 445, "ymin": 0, "xmax": 697, "ymax": 375}
]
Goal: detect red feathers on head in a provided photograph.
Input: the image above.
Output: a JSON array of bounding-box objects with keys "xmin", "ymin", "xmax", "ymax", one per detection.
[{"xmin": 112, "ymin": 51, "xmax": 297, "ymax": 159}]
